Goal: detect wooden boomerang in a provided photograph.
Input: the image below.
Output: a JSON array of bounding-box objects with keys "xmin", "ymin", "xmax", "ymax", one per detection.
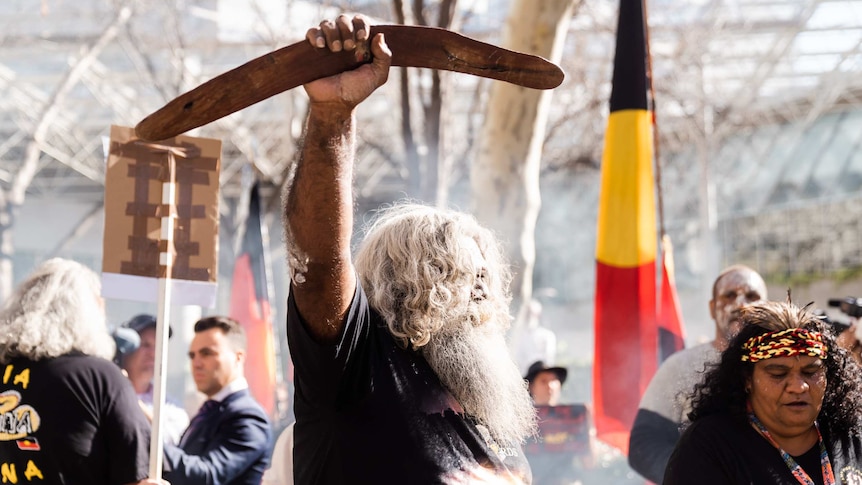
[{"xmin": 135, "ymin": 24, "xmax": 565, "ymax": 141}]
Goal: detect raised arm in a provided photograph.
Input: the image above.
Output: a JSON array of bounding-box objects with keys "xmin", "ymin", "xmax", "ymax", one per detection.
[{"xmin": 283, "ymin": 15, "xmax": 391, "ymax": 344}]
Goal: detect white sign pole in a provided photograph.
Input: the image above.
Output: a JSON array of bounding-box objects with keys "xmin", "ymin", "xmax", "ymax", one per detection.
[{"xmin": 149, "ymin": 154, "xmax": 177, "ymax": 479}]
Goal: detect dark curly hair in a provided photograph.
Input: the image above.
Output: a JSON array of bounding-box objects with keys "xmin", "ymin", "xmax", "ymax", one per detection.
[{"xmin": 687, "ymin": 300, "xmax": 862, "ymax": 436}]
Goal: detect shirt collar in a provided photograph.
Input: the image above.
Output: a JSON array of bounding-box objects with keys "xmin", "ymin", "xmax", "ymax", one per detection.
[{"xmin": 209, "ymin": 376, "xmax": 249, "ymax": 403}]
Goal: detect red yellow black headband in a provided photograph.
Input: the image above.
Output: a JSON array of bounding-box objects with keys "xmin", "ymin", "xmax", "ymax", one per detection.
[{"xmin": 741, "ymin": 328, "xmax": 828, "ymax": 363}]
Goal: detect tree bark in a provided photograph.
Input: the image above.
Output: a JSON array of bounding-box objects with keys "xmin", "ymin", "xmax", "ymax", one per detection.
[
  {"xmin": 391, "ymin": 0, "xmax": 421, "ymax": 198},
  {"xmin": 470, "ymin": 0, "xmax": 577, "ymax": 314},
  {"xmin": 387, "ymin": 0, "xmax": 458, "ymax": 203}
]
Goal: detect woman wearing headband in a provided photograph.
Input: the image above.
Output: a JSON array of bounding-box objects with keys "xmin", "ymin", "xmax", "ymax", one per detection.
[{"xmin": 664, "ymin": 300, "xmax": 862, "ymax": 484}]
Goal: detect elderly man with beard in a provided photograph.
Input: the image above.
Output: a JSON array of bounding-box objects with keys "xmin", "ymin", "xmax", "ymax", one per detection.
[
  {"xmin": 629, "ymin": 264, "xmax": 768, "ymax": 483},
  {"xmin": 283, "ymin": 14, "xmax": 536, "ymax": 485}
]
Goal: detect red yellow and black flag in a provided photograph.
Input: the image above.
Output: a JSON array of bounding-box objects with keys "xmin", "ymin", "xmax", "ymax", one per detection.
[
  {"xmin": 229, "ymin": 182, "xmax": 277, "ymax": 418},
  {"xmin": 16, "ymin": 437, "xmax": 40, "ymax": 451},
  {"xmin": 592, "ymin": 0, "xmax": 658, "ymax": 453}
]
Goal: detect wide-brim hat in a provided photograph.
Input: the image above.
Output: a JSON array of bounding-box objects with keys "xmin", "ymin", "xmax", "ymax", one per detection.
[{"xmin": 524, "ymin": 360, "xmax": 567, "ymax": 385}]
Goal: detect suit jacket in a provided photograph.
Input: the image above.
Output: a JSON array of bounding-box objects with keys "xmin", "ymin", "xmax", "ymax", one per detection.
[{"xmin": 164, "ymin": 389, "xmax": 272, "ymax": 485}]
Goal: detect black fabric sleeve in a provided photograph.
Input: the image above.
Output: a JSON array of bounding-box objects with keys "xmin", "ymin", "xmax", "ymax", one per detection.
[
  {"xmin": 628, "ymin": 408, "xmax": 681, "ymax": 483},
  {"xmin": 98, "ymin": 359, "xmax": 151, "ymax": 484},
  {"xmin": 287, "ymin": 281, "xmax": 372, "ymax": 410}
]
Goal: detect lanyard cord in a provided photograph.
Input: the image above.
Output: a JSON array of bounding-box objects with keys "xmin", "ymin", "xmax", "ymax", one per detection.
[{"xmin": 748, "ymin": 412, "xmax": 836, "ymax": 485}]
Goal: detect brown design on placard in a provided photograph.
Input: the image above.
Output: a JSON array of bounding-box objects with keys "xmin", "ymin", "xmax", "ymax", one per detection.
[
  {"xmin": 111, "ymin": 140, "xmax": 216, "ymax": 281},
  {"xmin": 172, "ymin": 154, "xmax": 218, "ymax": 281}
]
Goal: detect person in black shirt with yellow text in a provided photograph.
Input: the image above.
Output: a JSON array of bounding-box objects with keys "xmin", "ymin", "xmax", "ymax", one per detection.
[{"xmin": 0, "ymin": 258, "xmax": 167, "ymax": 485}]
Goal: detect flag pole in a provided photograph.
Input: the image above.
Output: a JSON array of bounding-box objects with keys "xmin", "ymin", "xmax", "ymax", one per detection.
[
  {"xmin": 642, "ymin": 0, "xmax": 667, "ymax": 240},
  {"xmin": 643, "ymin": 0, "xmax": 688, "ymax": 361},
  {"xmin": 149, "ymin": 151, "xmax": 177, "ymax": 479}
]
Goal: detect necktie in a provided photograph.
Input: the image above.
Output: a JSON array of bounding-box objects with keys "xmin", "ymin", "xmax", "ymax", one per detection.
[
  {"xmin": 180, "ymin": 400, "xmax": 220, "ymax": 447},
  {"xmin": 197, "ymin": 399, "xmax": 220, "ymax": 417}
]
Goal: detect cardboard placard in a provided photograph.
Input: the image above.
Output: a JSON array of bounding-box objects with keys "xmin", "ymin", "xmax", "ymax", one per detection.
[
  {"xmin": 101, "ymin": 125, "xmax": 221, "ymax": 307},
  {"xmin": 525, "ymin": 404, "xmax": 591, "ymax": 455}
]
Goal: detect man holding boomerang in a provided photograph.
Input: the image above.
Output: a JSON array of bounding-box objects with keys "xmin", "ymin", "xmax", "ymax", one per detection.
[
  {"xmin": 136, "ymin": 11, "xmax": 562, "ymax": 483},
  {"xmin": 283, "ymin": 14, "xmax": 539, "ymax": 484}
]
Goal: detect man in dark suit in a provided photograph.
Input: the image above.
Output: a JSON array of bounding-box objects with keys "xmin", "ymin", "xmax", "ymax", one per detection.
[{"xmin": 163, "ymin": 316, "xmax": 273, "ymax": 485}]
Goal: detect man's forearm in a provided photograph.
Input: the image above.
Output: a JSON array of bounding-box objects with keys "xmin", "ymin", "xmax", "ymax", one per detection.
[
  {"xmin": 284, "ymin": 17, "xmax": 390, "ymax": 342},
  {"xmin": 286, "ymin": 107, "xmax": 355, "ymax": 259},
  {"xmin": 284, "ymin": 106, "xmax": 357, "ymax": 341}
]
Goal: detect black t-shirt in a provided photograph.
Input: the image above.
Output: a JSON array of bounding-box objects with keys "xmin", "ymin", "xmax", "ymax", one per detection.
[
  {"xmin": 0, "ymin": 353, "xmax": 150, "ymax": 485},
  {"xmin": 287, "ymin": 283, "xmax": 532, "ymax": 484},
  {"xmin": 664, "ymin": 412, "xmax": 862, "ymax": 485}
]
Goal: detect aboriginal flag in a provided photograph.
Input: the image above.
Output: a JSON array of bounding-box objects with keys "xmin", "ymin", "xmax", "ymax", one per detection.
[
  {"xmin": 229, "ymin": 182, "xmax": 277, "ymax": 418},
  {"xmin": 592, "ymin": 0, "xmax": 658, "ymax": 453},
  {"xmin": 16, "ymin": 437, "xmax": 40, "ymax": 451}
]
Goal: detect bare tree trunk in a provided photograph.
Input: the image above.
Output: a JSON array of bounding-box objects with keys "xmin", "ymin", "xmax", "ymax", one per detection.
[
  {"xmin": 470, "ymin": 0, "xmax": 576, "ymax": 314},
  {"xmin": 396, "ymin": 0, "xmax": 457, "ymax": 204},
  {"xmin": 429, "ymin": 0, "xmax": 457, "ymax": 205},
  {"xmin": 392, "ymin": 0, "xmax": 422, "ymax": 198},
  {"xmin": 425, "ymin": 68, "xmax": 443, "ymax": 203}
]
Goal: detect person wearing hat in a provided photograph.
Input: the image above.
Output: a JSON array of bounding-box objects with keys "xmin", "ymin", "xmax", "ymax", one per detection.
[
  {"xmin": 120, "ymin": 313, "xmax": 190, "ymax": 445},
  {"xmin": 525, "ymin": 360, "xmax": 568, "ymax": 406},
  {"xmin": 524, "ymin": 360, "xmax": 589, "ymax": 485}
]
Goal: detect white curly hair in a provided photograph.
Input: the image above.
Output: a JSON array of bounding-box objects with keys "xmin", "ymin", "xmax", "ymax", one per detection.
[
  {"xmin": 354, "ymin": 203, "xmax": 513, "ymax": 349},
  {"xmin": 0, "ymin": 258, "xmax": 114, "ymax": 362}
]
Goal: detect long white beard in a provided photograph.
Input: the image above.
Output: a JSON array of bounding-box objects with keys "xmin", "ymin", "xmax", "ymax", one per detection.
[{"xmin": 422, "ymin": 320, "xmax": 537, "ymax": 445}]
